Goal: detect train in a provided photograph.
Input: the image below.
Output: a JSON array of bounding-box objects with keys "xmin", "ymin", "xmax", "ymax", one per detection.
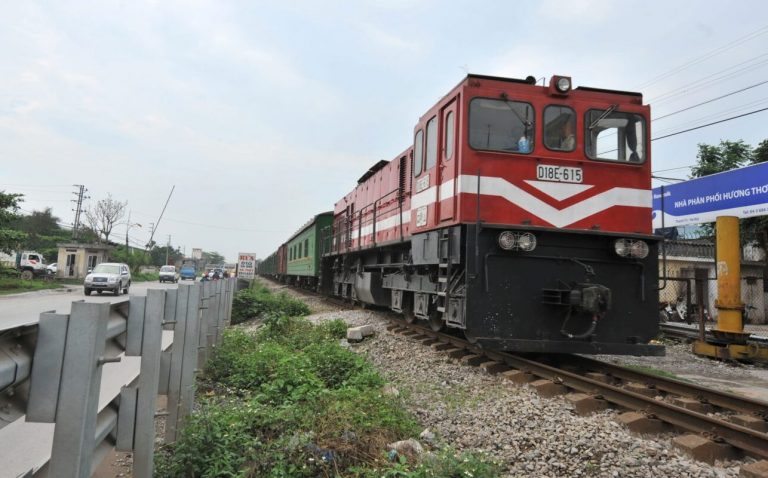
[{"xmin": 259, "ymin": 73, "xmax": 662, "ymax": 356}]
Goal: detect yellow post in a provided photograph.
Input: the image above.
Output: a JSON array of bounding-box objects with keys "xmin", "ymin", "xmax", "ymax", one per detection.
[{"xmin": 714, "ymin": 216, "xmax": 743, "ymax": 333}]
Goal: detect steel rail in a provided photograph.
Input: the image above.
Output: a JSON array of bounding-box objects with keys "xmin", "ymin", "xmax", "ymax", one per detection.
[
  {"xmin": 560, "ymin": 354, "xmax": 768, "ymax": 417},
  {"xmin": 660, "ymin": 322, "xmax": 768, "ymax": 346},
  {"xmin": 391, "ymin": 320, "xmax": 768, "ymax": 459}
]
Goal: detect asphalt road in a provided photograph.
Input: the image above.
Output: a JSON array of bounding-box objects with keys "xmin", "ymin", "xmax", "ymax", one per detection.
[{"xmin": 0, "ymin": 280, "xmax": 193, "ymax": 330}]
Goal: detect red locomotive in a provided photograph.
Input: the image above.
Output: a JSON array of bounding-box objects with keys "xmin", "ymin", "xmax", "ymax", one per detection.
[
  {"xmin": 317, "ymin": 74, "xmax": 660, "ymax": 355},
  {"xmin": 255, "ymin": 74, "xmax": 661, "ymax": 354}
]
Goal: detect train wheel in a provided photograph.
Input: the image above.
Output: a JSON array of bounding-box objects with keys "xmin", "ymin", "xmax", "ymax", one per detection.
[
  {"xmin": 427, "ymin": 310, "xmax": 444, "ymax": 332},
  {"xmin": 464, "ymin": 329, "xmax": 479, "ymax": 344},
  {"xmin": 403, "ymin": 293, "xmax": 416, "ymax": 324}
]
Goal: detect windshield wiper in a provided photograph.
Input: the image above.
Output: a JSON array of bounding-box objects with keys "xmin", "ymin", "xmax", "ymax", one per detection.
[{"xmin": 588, "ymin": 104, "xmax": 618, "ymax": 130}]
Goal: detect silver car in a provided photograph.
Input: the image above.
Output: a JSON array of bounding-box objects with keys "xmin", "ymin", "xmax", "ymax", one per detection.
[
  {"xmin": 159, "ymin": 265, "xmax": 179, "ymax": 283},
  {"xmin": 84, "ymin": 262, "xmax": 131, "ymax": 296}
]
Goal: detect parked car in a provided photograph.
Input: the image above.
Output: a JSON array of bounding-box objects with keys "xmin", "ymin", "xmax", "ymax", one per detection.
[
  {"xmin": 84, "ymin": 262, "xmax": 131, "ymax": 296},
  {"xmin": 46, "ymin": 263, "xmax": 58, "ymax": 274},
  {"xmin": 159, "ymin": 265, "xmax": 179, "ymax": 283}
]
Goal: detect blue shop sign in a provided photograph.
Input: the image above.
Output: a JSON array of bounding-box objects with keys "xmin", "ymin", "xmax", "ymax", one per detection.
[{"xmin": 652, "ymin": 162, "xmax": 768, "ymax": 229}]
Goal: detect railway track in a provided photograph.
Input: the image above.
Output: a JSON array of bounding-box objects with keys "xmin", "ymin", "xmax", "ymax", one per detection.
[
  {"xmin": 260, "ymin": 279, "xmax": 768, "ymax": 462},
  {"xmin": 660, "ymin": 322, "xmax": 768, "ymax": 347},
  {"xmin": 385, "ymin": 319, "xmax": 768, "ymax": 461}
]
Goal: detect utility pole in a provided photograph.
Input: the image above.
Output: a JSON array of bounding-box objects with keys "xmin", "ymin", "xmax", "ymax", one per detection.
[
  {"xmin": 165, "ymin": 234, "xmax": 171, "ymax": 265},
  {"xmin": 71, "ymin": 184, "xmax": 88, "ymax": 241},
  {"xmin": 126, "ymin": 211, "xmax": 132, "ymax": 249}
]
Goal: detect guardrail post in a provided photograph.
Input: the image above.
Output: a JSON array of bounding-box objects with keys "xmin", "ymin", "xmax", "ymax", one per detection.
[
  {"xmin": 132, "ymin": 289, "xmax": 166, "ymax": 478},
  {"xmin": 165, "ymin": 285, "xmax": 190, "ymax": 443},
  {"xmin": 197, "ymin": 281, "xmax": 211, "ymax": 368},
  {"xmin": 49, "ymin": 301, "xmax": 111, "ymax": 478},
  {"xmin": 178, "ymin": 283, "xmax": 202, "ymax": 428}
]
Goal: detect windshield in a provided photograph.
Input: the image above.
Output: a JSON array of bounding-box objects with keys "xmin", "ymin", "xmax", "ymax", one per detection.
[
  {"xmin": 469, "ymin": 98, "xmax": 534, "ymax": 153},
  {"xmin": 585, "ymin": 109, "xmax": 646, "ymax": 162},
  {"xmin": 92, "ymin": 264, "xmax": 120, "ymax": 274},
  {"xmin": 160, "ymin": 266, "xmax": 175, "ymax": 272}
]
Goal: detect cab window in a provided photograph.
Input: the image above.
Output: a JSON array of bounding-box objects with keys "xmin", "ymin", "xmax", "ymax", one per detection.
[
  {"xmin": 585, "ymin": 109, "xmax": 646, "ymax": 162},
  {"xmin": 468, "ymin": 98, "xmax": 534, "ymax": 153},
  {"xmin": 544, "ymin": 105, "xmax": 576, "ymax": 152},
  {"xmin": 413, "ymin": 130, "xmax": 424, "ymax": 177},
  {"xmin": 444, "ymin": 111, "xmax": 455, "ymax": 160},
  {"xmin": 425, "ymin": 116, "xmax": 437, "ymax": 170}
]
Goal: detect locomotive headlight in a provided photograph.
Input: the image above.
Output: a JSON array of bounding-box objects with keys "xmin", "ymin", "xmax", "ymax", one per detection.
[
  {"xmin": 629, "ymin": 240, "xmax": 649, "ymax": 259},
  {"xmin": 556, "ymin": 77, "xmax": 571, "ymax": 93},
  {"xmin": 498, "ymin": 231, "xmax": 516, "ymax": 250},
  {"xmin": 517, "ymin": 232, "xmax": 537, "ymax": 251},
  {"xmin": 613, "ymin": 238, "xmax": 631, "ymax": 257}
]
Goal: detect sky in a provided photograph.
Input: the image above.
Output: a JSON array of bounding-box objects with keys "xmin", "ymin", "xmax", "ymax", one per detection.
[{"xmin": 2, "ymin": 0, "xmax": 768, "ymax": 262}]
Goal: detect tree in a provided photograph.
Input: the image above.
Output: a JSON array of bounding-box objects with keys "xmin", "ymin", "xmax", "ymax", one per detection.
[
  {"xmin": 690, "ymin": 140, "xmax": 753, "ymax": 178},
  {"xmin": 0, "ymin": 192, "xmax": 27, "ymax": 254},
  {"xmin": 85, "ymin": 195, "xmax": 127, "ymax": 243},
  {"xmin": 753, "ymin": 139, "xmax": 768, "ymax": 164},
  {"xmin": 202, "ymin": 251, "xmax": 225, "ymax": 265},
  {"xmin": 149, "ymin": 244, "xmax": 184, "ymax": 266}
]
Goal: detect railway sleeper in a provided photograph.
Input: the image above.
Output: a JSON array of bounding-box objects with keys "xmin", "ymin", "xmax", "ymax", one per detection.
[
  {"xmin": 566, "ymin": 392, "xmax": 610, "ymax": 416},
  {"xmin": 672, "ymin": 434, "xmax": 741, "ymax": 465},
  {"xmin": 616, "ymin": 411, "xmax": 670, "ymax": 435}
]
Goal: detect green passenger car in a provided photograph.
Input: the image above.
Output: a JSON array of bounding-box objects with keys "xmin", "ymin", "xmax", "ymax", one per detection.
[{"xmin": 285, "ymin": 212, "xmax": 333, "ymax": 287}]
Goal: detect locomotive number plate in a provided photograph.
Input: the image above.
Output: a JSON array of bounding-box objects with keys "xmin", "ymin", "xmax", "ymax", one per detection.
[{"xmin": 536, "ymin": 165, "xmax": 583, "ymax": 183}]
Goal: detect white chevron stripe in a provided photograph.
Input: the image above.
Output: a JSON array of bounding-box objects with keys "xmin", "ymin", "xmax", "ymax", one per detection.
[
  {"xmin": 523, "ymin": 180, "xmax": 594, "ymax": 201},
  {"xmin": 350, "ymin": 175, "xmax": 649, "ymax": 240},
  {"xmin": 458, "ymin": 175, "xmax": 650, "ymax": 228}
]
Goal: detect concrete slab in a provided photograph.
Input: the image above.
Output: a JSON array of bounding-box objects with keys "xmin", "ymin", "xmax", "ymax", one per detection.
[
  {"xmin": 445, "ymin": 348, "xmax": 467, "ymax": 359},
  {"xmin": 731, "ymin": 414, "xmax": 768, "ymax": 433},
  {"xmin": 459, "ymin": 354, "xmax": 485, "ymax": 366},
  {"xmin": 566, "ymin": 392, "xmax": 609, "ymax": 415},
  {"xmin": 585, "ymin": 372, "xmax": 611, "ymax": 383},
  {"xmin": 479, "ymin": 361, "xmax": 509, "ymax": 374},
  {"xmin": 502, "ymin": 370, "xmax": 535, "ymax": 384},
  {"xmin": 672, "ymin": 397, "xmax": 714, "ymax": 414},
  {"xmin": 741, "ymin": 460, "xmax": 768, "ymax": 478},
  {"xmin": 616, "ymin": 411, "xmax": 669, "ymax": 434},
  {"xmin": 530, "ymin": 379, "xmax": 568, "ymax": 398},
  {"xmin": 431, "ymin": 342, "xmax": 454, "ymax": 351},
  {"xmin": 672, "ymin": 434, "xmax": 740, "ymax": 464},
  {"xmin": 624, "ymin": 382, "xmax": 658, "ymax": 397}
]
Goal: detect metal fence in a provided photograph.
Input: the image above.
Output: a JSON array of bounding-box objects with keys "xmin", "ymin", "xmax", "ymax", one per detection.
[
  {"xmin": 0, "ymin": 278, "xmax": 235, "ymax": 478},
  {"xmin": 658, "ymin": 239, "xmax": 766, "ymax": 324}
]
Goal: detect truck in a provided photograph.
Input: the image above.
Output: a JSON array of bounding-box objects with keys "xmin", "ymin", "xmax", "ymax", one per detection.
[
  {"xmin": 179, "ymin": 258, "xmax": 198, "ymax": 281},
  {"xmin": 0, "ymin": 250, "xmax": 48, "ymax": 280}
]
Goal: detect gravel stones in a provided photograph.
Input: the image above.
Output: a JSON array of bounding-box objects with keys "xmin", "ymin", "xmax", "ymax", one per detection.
[{"xmin": 258, "ymin": 282, "xmax": 754, "ymax": 477}]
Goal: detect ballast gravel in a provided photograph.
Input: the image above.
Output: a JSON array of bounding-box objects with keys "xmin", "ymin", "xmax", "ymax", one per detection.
[{"xmin": 260, "ymin": 282, "xmax": 753, "ymax": 477}]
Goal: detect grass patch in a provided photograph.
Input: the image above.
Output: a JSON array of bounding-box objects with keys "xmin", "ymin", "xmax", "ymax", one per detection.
[
  {"xmin": 0, "ymin": 277, "xmax": 64, "ymax": 295},
  {"xmin": 230, "ymin": 281, "xmax": 310, "ymax": 325},
  {"xmin": 624, "ymin": 364, "xmax": 689, "ymax": 382},
  {"xmin": 132, "ymin": 271, "xmax": 160, "ymax": 282},
  {"xmin": 156, "ymin": 286, "xmax": 499, "ymax": 477}
]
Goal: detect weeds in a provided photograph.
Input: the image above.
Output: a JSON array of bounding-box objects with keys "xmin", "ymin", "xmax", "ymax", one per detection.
[{"xmin": 157, "ymin": 285, "xmax": 498, "ymax": 477}]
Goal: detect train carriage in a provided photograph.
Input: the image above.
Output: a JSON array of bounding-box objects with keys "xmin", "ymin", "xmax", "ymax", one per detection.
[
  {"xmin": 319, "ymin": 74, "xmax": 661, "ymax": 355},
  {"xmin": 283, "ymin": 212, "xmax": 333, "ymax": 288}
]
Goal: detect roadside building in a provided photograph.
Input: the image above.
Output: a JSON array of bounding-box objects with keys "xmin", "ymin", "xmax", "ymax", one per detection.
[
  {"xmin": 55, "ymin": 243, "xmax": 114, "ymax": 279},
  {"xmin": 658, "ymin": 239, "xmax": 766, "ymax": 324}
]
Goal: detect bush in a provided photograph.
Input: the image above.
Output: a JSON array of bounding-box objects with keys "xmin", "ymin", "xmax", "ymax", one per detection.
[
  {"xmin": 231, "ymin": 284, "xmax": 310, "ymax": 325},
  {"xmin": 161, "ymin": 285, "xmax": 499, "ymax": 477}
]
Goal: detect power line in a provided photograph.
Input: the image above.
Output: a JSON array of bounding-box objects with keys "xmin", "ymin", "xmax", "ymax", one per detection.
[
  {"xmin": 637, "ymin": 24, "xmax": 768, "ymax": 89},
  {"xmin": 653, "ymin": 78, "xmax": 768, "ymax": 122},
  {"xmin": 651, "ymin": 106, "xmax": 768, "ymax": 141}
]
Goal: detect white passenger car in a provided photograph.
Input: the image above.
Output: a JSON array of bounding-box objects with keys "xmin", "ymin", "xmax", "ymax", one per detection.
[{"xmin": 84, "ymin": 262, "xmax": 131, "ymax": 296}]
